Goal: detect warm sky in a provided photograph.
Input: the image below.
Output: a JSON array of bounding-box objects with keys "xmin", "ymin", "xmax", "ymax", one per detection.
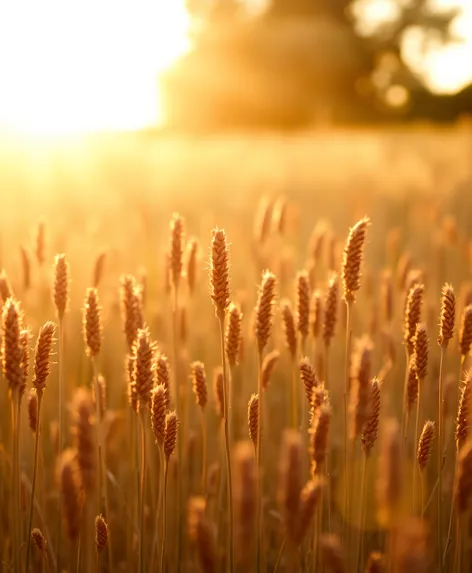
[{"xmin": 0, "ymin": 0, "xmax": 470, "ymax": 135}]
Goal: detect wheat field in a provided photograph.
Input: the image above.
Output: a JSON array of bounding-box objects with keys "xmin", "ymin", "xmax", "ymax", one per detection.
[{"xmin": 1, "ymin": 127, "xmax": 472, "ymax": 573}]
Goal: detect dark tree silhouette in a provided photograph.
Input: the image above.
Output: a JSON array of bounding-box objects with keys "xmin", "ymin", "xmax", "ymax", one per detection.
[{"xmin": 161, "ymin": 0, "xmax": 469, "ymax": 128}]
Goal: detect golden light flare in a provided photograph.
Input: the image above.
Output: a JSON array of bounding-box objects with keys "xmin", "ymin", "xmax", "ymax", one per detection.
[{"xmin": 0, "ymin": 1, "xmax": 191, "ymax": 136}]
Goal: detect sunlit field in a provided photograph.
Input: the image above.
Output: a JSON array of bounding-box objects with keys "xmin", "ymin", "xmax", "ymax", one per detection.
[{"xmin": 1, "ymin": 126, "xmax": 472, "ymax": 572}]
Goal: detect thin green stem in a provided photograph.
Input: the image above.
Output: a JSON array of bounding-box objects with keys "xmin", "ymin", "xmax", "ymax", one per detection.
[
  {"xmin": 438, "ymin": 346, "xmax": 445, "ymax": 573},
  {"xmin": 160, "ymin": 460, "xmax": 169, "ymax": 573},
  {"xmin": 219, "ymin": 314, "xmax": 234, "ymax": 573},
  {"xmin": 25, "ymin": 393, "xmax": 43, "ymax": 573},
  {"xmin": 138, "ymin": 409, "xmax": 147, "ymax": 573}
]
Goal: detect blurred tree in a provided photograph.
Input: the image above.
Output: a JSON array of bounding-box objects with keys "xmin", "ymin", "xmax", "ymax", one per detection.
[{"xmin": 161, "ymin": 0, "xmax": 468, "ymax": 128}]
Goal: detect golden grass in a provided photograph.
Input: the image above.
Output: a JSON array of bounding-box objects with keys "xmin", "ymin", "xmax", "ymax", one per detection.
[{"xmin": 1, "ymin": 128, "xmax": 472, "ymax": 571}]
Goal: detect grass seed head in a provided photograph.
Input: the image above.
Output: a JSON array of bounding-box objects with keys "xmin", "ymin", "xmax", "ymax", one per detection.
[
  {"xmin": 164, "ymin": 410, "xmax": 179, "ymax": 460},
  {"xmin": 281, "ymin": 298, "xmax": 297, "ymax": 361},
  {"xmin": 412, "ymin": 323, "xmax": 428, "ymax": 381},
  {"xmin": 310, "ymin": 404, "xmax": 331, "ymax": 474},
  {"xmin": 32, "ymin": 321, "xmax": 56, "ymax": 396},
  {"xmin": 53, "ymin": 254, "xmax": 69, "ymax": 320},
  {"xmin": 185, "ymin": 237, "xmax": 199, "ymax": 296},
  {"xmin": 31, "ymin": 528, "xmax": 47, "ymax": 553},
  {"xmin": 323, "ymin": 273, "xmax": 339, "ymax": 347},
  {"xmin": 95, "ymin": 514, "xmax": 108, "ymax": 554},
  {"xmin": 226, "ymin": 302, "xmax": 242, "ymax": 367},
  {"xmin": 261, "ymin": 349, "xmax": 280, "ymax": 390},
  {"xmin": 83, "ymin": 288, "xmax": 102, "ymax": 357},
  {"xmin": 310, "ymin": 289, "xmax": 323, "ymax": 340},
  {"xmin": 341, "ymin": 217, "xmax": 370, "ymax": 304},
  {"xmin": 247, "ymin": 394, "xmax": 259, "ymax": 448},
  {"xmin": 296, "ymin": 270, "xmax": 310, "ymax": 339},
  {"xmin": 156, "ymin": 353, "xmax": 171, "ymax": 409},
  {"xmin": 299, "ymin": 357, "xmax": 318, "ymax": 405},
  {"xmin": 2, "ymin": 297, "xmax": 23, "ymax": 392},
  {"xmin": 151, "ymin": 385, "xmax": 167, "ymax": 448},
  {"xmin": 403, "ymin": 283, "xmax": 424, "ymax": 354},
  {"xmin": 170, "ymin": 213, "xmax": 185, "ymax": 290},
  {"xmin": 438, "ymin": 283, "xmax": 455, "ymax": 348},
  {"xmin": 349, "ymin": 336, "xmax": 373, "ymax": 440},
  {"xmin": 188, "ymin": 497, "xmax": 218, "ymax": 573},
  {"xmin": 213, "ymin": 367, "xmax": 224, "ymax": 420},
  {"xmin": 92, "ymin": 251, "xmax": 107, "ymax": 289},
  {"xmin": 361, "ymin": 377, "xmax": 381, "ymax": 456},
  {"xmin": 132, "ymin": 328, "xmax": 156, "ymax": 409},
  {"xmin": 417, "ymin": 420, "xmax": 435, "ymax": 471},
  {"xmin": 456, "ymin": 371, "xmax": 472, "ymax": 449},
  {"xmin": 191, "ymin": 361, "xmax": 208, "ymax": 410},
  {"xmin": 459, "ymin": 304, "xmax": 472, "ymax": 357},
  {"xmin": 210, "ymin": 228, "xmax": 230, "ymax": 319},
  {"xmin": 28, "ymin": 388, "xmax": 38, "ymax": 434},
  {"xmin": 254, "ymin": 270, "xmax": 277, "ymax": 354},
  {"xmin": 120, "ymin": 275, "xmax": 144, "ymax": 351}
]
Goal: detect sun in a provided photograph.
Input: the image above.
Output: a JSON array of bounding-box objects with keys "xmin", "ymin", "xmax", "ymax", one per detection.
[{"xmin": 0, "ymin": 1, "xmax": 191, "ymax": 136}]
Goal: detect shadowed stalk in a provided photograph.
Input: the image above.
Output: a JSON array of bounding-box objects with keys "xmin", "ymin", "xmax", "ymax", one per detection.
[
  {"xmin": 134, "ymin": 412, "xmax": 141, "ymax": 567},
  {"xmin": 273, "ymin": 536, "xmax": 286, "ymax": 573},
  {"xmin": 290, "ymin": 360, "xmax": 297, "ymax": 429},
  {"xmin": 171, "ymin": 287, "xmax": 182, "ymax": 572},
  {"xmin": 412, "ymin": 383, "xmax": 421, "ymax": 512},
  {"xmin": 25, "ymin": 392, "xmax": 43, "ymax": 573},
  {"xmin": 91, "ymin": 357, "xmax": 112, "ymax": 573},
  {"xmin": 150, "ymin": 446, "xmax": 164, "ymax": 568},
  {"xmin": 57, "ymin": 318, "xmax": 65, "ymax": 569},
  {"xmin": 138, "ymin": 409, "xmax": 147, "ymax": 573},
  {"xmin": 200, "ymin": 410, "xmax": 207, "ymax": 495},
  {"xmin": 357, "ymin": 451, "xmax": 368, "ymax": 573},
  {"xmin": 438, "ymin": 347, "xmax": 445, "ymax": 571},
  {"xmin": 343, "ymin": 299, "xmax": 351, "ymax": 543},
  {"xmin": 401, "ymin": 349, "xmax": 410, "ymax": 443},
  {"xmin": 443, "ymin": 458, "xmax": 457, "ymax": 568},
  {"xmin": 255, "ymin": 350, "xmax": 264, "ymax": 572},
  {"xmin": 453, "ymin": 514, "xmax": 461, "ymax": 573},
  {"xmin": 218, "ymin": 315, "xmax": 234, "ymax": 573},
  {"xmin": 160, "ymin": 459, "xmax": 169, "ymax": 573},
  {"xmin": 420, "ymin": 471, "xmax": 426, "ymax": 518},
  {"xmin": 12, "ymin": 390, "xmax": 21, "ymax": 571}
]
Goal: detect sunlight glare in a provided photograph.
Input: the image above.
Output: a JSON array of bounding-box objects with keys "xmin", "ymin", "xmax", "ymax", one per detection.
[{"xmin": 0, "ymin": 1, "xmax": 191, "ymax": 136}]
